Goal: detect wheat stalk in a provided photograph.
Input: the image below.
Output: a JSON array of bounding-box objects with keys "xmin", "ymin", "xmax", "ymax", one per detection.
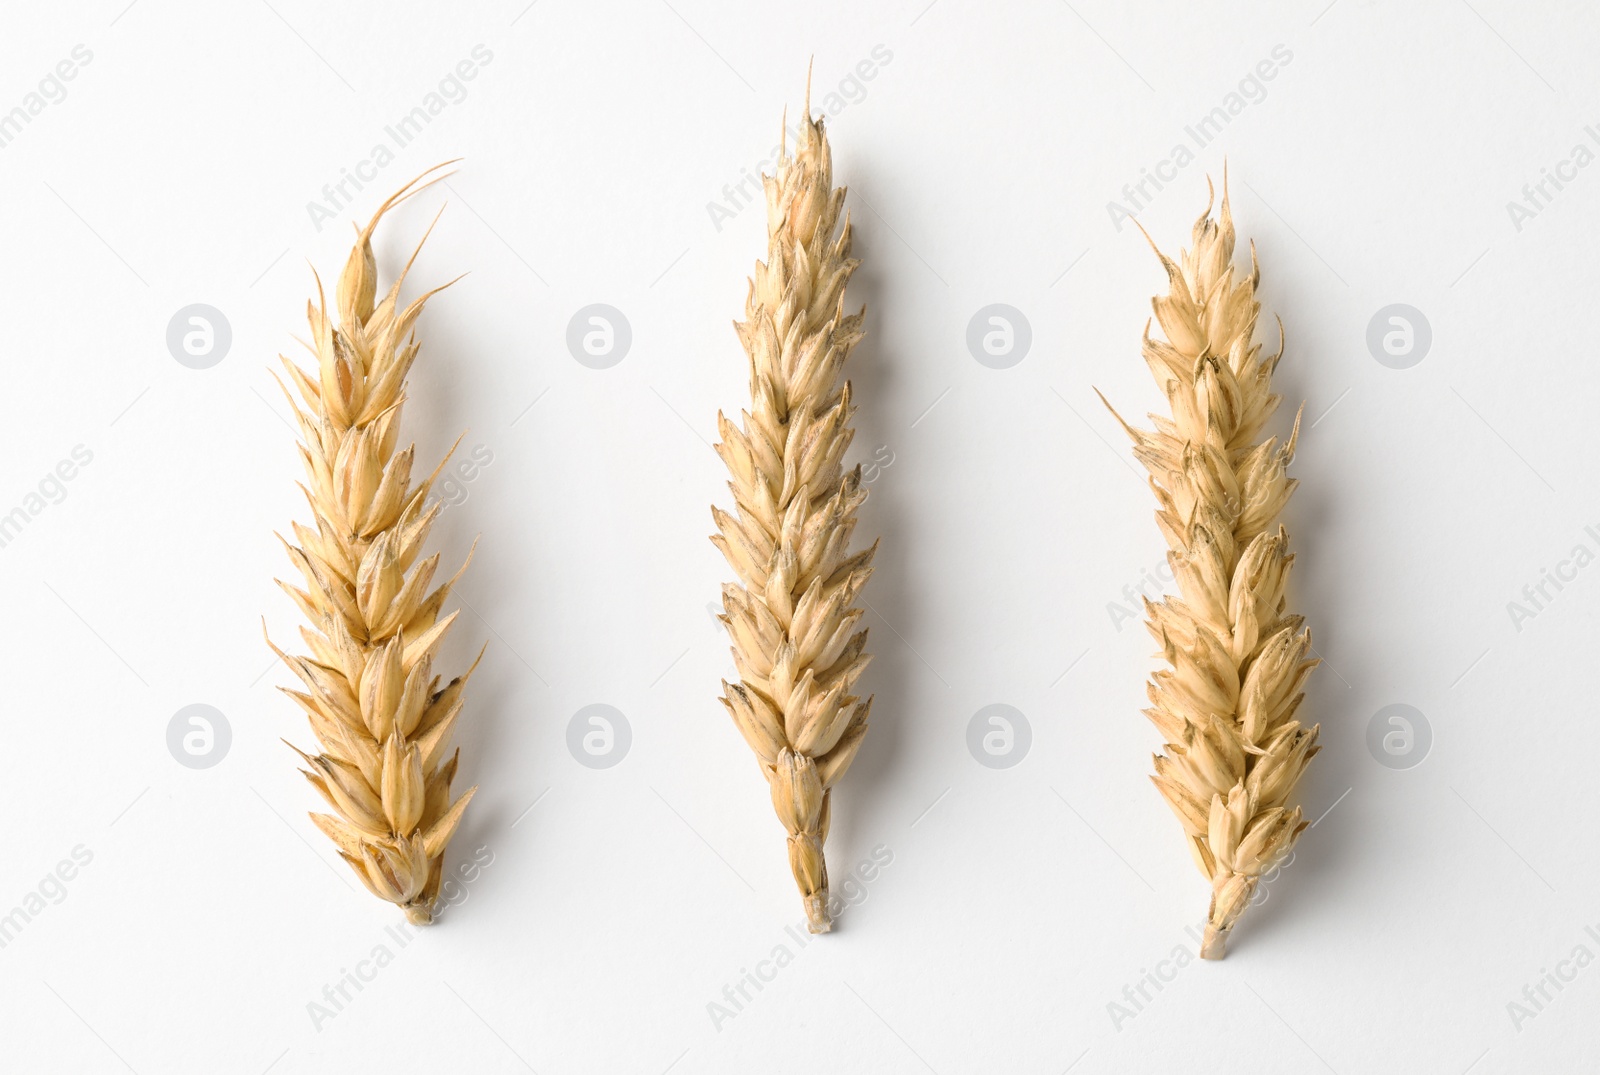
[
  {"xmin": 1101, "ymin": 176, "xmax": 1320, "ymax": 959},
  {"xmin": 712, "ymin": 80, "xmax": 875, "ymax": 934},
  {"xmin": 266, "ymin": 164, "xmax": 480, "ymax": 925}
]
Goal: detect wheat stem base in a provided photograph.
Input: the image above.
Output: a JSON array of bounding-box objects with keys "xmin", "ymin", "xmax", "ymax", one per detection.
[
  {"xmin": 1200, "ymin": 924, "xmax": 1229, "ymax": 960},
  {"xmin": 804, "ymin": 893, "xmax": 831, "ymax": 934}
]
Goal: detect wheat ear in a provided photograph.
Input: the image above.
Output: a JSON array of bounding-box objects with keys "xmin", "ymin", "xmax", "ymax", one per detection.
[
  {"xmin": 266, "ymin": 163, "xmax": 480, "ymax": 925},
  {"xmin": 1101, "ymin": 176, "xmax": 1321, "ymax": 959},
  {"xmin": 712, "ymin": 81, "xmax": 876, "ymax": 934}
]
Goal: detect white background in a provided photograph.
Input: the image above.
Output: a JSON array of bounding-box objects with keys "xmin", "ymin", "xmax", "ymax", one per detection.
[{"xmin": 1, "ymin": 1, "xmax": 1597, "ymax": 1072}]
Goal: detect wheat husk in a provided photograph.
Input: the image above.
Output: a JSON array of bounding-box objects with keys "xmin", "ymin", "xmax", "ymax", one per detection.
[
  {"xmin": 266, "ymin": 163, "xmax": 479, "ymax": 925},
  {"xmin": 1101, "ymin": 176, "xmax": 1320, "ymax": 959},
  {"xmin": 711, "ymin": 81, "xmax": 875, "ymax": 934}
]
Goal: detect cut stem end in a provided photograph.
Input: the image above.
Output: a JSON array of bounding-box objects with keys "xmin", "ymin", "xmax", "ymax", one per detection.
[
  {"xmin": 804, "ymin": 893, "xmax": 832, "ymax": 934},
  {"xmin": 1199, "ymin": 924, "xmax": 1228, "ymax": 960}
]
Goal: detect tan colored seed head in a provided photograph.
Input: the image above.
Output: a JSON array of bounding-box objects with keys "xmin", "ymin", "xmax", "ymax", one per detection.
[
  {"xmin": 712, "ymin": 81, "xmax": 876, "ymax": 934},
  {"xmin": 1102, "ymin": 175, "xmax": 1320, "ymax": 959},
  {"xmin": 267, "ymin": 163, "xmax": 480, "ymax": 925}
]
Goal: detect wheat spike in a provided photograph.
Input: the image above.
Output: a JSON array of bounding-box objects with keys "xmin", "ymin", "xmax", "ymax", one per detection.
[
  {"xmin": 266, "ymin": 164, "xmax": 479, "ymax": 925},
  {"xmin": 1103, "ymin": 175, "xmax": 1321, "ymax": 959},
  {"xmin": 711, "ymin": 79, "xmax": 875, "ymax": 934}
]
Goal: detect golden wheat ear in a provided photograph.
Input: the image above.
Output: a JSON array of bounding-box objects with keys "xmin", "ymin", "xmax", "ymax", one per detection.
[
  {"xmin": 710, "ymin": 83, "xmax": 874, "ymax": 935},
  {"xmin": 1103, "ymin": 176, "xmax": 1318, "ymax": 959},
  {"xmin": 268, "ymin": 165, "xmax": 478, "ymax": 925}
]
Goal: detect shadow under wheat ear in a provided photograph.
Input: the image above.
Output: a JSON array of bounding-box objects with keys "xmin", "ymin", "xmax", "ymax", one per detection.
[
  {"xmin": 1100, "ymin": 175, "xmax": 1320, "ymax": 959},
  {"xmin": 711, "ymin": 83, "xmax": 876, "ymax": 934},
  {"xmin": 265, "ymin": 162, "xmax": 481, "ymax": 925}
]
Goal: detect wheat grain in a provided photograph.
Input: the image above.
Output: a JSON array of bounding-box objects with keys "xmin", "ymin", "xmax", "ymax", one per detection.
[
  {"xmin": 266, "ymin": 163, "xmax": 480, "ymax": 925},
  {"xmin": 1101, "ymin": 175, "xmax": 1320, "ymax": 959},
  {"xmin": 711, "ymin": 81, "xmax": 875, "ymax": 934}
]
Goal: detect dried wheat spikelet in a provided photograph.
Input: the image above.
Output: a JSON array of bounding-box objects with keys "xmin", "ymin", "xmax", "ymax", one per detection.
[
  {"xmin": 1100, "ymin": 176, "xmax": 1320, "ymax": 959},
  {"xmin": 266, "ymin": 163, "xmax": 480, "ymax": 925},
  {"xmin": 712, "ymin": 81, "xmax": 875, "ymax": 934}
]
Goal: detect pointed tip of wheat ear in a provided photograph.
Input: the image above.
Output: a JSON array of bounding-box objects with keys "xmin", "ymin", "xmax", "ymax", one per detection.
[
  {"xmin": 1128, "ymin": 211, "xmax": 1158, "ymax": 252},
  {"xmin": 268, "ymin": 366, "xmax": 299, "ymax": 410},
  {"xmin": 307, "ymin": 264, "xmax": 328, "ymax": 311},
  {"xmin": 411, "ymin": 432, "xmax": 468, "ymax": 502},
  {"xmin": 1129, "ymin": 214, "xmax": 1186, "ymax": 288},
  {"xmin": 455, "ymin": 640, "xmax": 489, "ymax": 686},
  {"xmin": 261, "ymin": 617, "xmax": 288, "ymax": 660},
  {"xmin": 389, "ymin": 204, "xmax": 455, "ymax": 297},
  {"xmin": 1092, "ymin": 387, "xmax": 1139, "ymax": 444},
  {"xmin": 360, "ymin": 159, "xmax": 461, "ymax": 239}
]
